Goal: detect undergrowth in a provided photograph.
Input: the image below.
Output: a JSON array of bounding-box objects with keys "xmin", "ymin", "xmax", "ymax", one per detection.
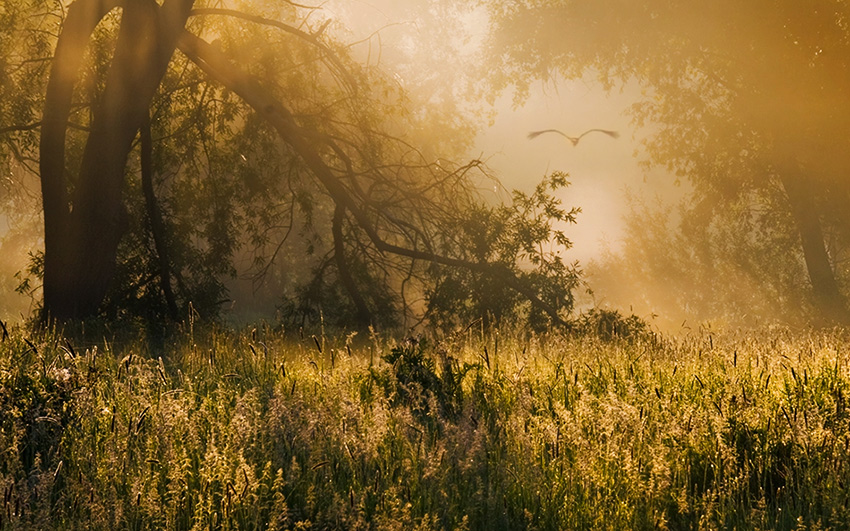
[{"xmin": 1, "ymin": 324, "xmax": 850, "ymax": 529}]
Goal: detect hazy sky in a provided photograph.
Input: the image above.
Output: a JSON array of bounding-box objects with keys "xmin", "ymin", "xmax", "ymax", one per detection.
[
  {"xmin": 323, "ymin": 0, "xmax": 684, "ymax": 264},
  {"xmin": 472, "ymin": 80, "xmax": 662, "ymax": 263}
]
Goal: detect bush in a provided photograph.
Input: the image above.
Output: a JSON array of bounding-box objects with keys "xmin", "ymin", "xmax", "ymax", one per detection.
[{"xmin": 574, "ymin": 308, "xmax": 654, "ymax": 342}]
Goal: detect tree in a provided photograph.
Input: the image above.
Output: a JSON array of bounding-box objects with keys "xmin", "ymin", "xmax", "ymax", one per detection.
[
  {"xmin": 1, "ymin": 0, "xmax": 578, "ymax": 328},
  {"xmin": 588, "ymin": 190, "xmax": 810, "ymax": 330},
  {"xmin": 39, "ymin": 0, "xmax": 194, "ymax": 320},
  {"xmin": 481, "ymin": 0, "xmax": 850, "ymax": 323},
  {"xmin": 425, "ymin": 172, "xmax": 580, "ymax": 331}
]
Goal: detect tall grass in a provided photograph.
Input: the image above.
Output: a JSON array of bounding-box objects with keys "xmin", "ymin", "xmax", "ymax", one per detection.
[{"xmin": 1, "ymin": 324, "xmax": 850, "ymax": 529}]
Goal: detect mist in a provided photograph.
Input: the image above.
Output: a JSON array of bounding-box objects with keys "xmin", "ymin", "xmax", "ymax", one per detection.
[
  {"xmin": 7, "ymin": 4, "xmax": 850, "ymax": 526},
  {"xmin": 301, "ymin": 0, "xmax": 716, "ymax": 331},
  {"xmin": 2, "ymin": 1, "xmax": 848, "ymax": 331},
  {"xmin": 314, "ymin": 0, "xmax": 850, "ymax": 331}
]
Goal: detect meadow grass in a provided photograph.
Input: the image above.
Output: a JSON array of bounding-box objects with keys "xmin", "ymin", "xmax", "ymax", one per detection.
[{"xmin": 1, "ymin": 323, "xmax": 850, "ymax": 530}]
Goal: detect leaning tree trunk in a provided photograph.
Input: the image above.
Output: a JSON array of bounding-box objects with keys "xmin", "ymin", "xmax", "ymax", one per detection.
[
  {"xmin": 780, "ymin": 169, "xmax": 850, "ymax": 323},
  {"xmin": 140, "ymin": 111, "xmax": 179, "ymax": 320},
  {"xmin": 39, "ymin": 0, "xmax": 194, "ymax": 321},
  {"xmin": 178, "ymin": 31, "xmax": 569, "ymax": 326}
]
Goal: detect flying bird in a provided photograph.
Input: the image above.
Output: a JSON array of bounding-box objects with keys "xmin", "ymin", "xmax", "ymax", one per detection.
[{"xmin": 527, "ymin": 128, "xmax": 620, "ymax": 146}]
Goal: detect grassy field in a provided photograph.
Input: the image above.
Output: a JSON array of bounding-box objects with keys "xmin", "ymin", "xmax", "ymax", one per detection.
[{"xmin": 1, "ymin": 323, "xmax": 850, "ymax": 530}]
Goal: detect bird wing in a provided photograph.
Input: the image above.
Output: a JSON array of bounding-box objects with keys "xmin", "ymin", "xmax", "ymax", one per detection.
[
  {"xmin": 576, "ymin": 129, "xmax": 620, "ymax": 140},
  {"xmin": 527, "ymin": 129, "xmax": 573, "ymax": 140}
]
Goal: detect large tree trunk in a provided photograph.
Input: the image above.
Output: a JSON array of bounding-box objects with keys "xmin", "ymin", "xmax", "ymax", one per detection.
[
  {"xmin": 40, "ymin": 0, "xmax": 194, "ymax": 321},
  {"xmin": 780, "ymin": 169, "xmax": 849, "ymax": 323},
  {"xmin": 40, "ymin": 0, "xmax": 119, "ymax": 321}
]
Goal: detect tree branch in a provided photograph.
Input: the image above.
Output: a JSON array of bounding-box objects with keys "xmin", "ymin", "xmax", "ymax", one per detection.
[
  {"xmin": 177, "ymin": 30, "xmax": 568, "ymax": 326},
  {"xmin": 140, "ymin": 111, "xmax": 179, "ymax": 320},
  {"xmin": 189, "ymin": 7, "xmax": 357, "ymax": 93},
  {"xmin": 0, "ymin": 123, "xmax": 42, "ymax": 135}
]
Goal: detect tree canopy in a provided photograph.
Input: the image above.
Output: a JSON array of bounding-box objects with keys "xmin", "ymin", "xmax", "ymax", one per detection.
[
  {"xmin": 0, "ymin": 0, "xmax": 579, "ymax": 330},
  {"xmin": 482, "ymin": 0, "xmax": 850, "ymax": 323}
]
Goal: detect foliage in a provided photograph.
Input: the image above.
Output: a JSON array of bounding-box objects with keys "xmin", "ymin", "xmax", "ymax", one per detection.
[
  {"xmin": 588, "ymin": 190, "xmax": 811, "ymax": 330},
  {"xmin": 0, "ymin": 0, "xmax": 52, "ymax": 167},
  {"xmin": 1, "ymin": 0, "xmax": 580, "ymax": 330},
  {"xmin": 425, "ymin": 172, "xmax": 581, "ymax": 331},
  {"xmin": 276, "ymin": 256, "xmax": 401, "ymax": 330},
  {"xmin": 377, "ymin": 338, "xmax": 471, "ymax": 423},
  {"xmin": 0, "ymin": 0, "xmax": 55, "ymax": 319},
  {"xmin": 574, "ymin": 308, "xmax": 653, "ymax": 343},
  {"xmin": 3, "ymin": 324, "xmax": 850, "ymax": 529},
  {"xmin": 480, "ymin": 0, "xmax": 850, "ymax": 322}
]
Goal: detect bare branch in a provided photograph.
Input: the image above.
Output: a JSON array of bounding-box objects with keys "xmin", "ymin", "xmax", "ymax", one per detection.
[
  {"xmin": 178, "ymin": 30, "xmax": 567, "ymax": 326},
  {"xmin": 0, "ymin": 123, "xmax": 42, "ymax": 135},
  {"xmin": 189, "ymin": 7, "xmax": 357, "ymax": 93}
]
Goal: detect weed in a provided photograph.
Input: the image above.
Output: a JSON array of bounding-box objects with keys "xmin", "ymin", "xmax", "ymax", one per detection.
[{"xmin": 2, "ymin": 325, "xmax": 850, "ymax": 529}]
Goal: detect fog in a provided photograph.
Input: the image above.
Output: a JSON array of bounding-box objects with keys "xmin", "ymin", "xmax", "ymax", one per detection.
[
  {"xmin": 321, "ymin": 0, "xmax": 691, "ymax": 327},
  {"xmin": 315, "ymin": 1, "xmax": 850, "ymax": 330},
  {"xmin": 3, "ymin": 1, "xmax": 845, "ymax": 330},
  {"xmin": 473, "ymin": 82, "xmax": 670, "ymax": 261},
  {"xmin": 0, "ymin": 168, "xmax": 41, "ymax": 322}
]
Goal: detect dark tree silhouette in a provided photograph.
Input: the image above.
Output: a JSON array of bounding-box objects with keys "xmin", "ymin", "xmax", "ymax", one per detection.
[{"xmin": 21, "ymin": 0, "xmax": 577, "ymax": 327}]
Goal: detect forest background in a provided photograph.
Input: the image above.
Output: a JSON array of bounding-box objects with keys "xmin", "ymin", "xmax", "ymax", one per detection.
[{"xmin": 2, "ymin": 0, "xmax": 849, "ymax": 333}]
